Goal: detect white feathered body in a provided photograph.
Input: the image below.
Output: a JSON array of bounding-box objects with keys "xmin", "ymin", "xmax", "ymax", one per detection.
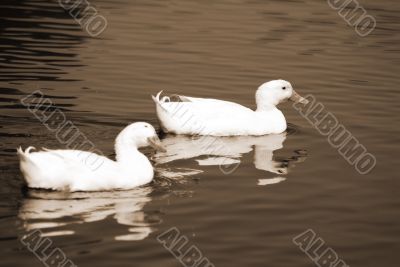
[
  {"xmin": 153, "ymin": 94, "xmax": 287, "ymax": 136},
  {"xmin": 17, "ymin": 147, "xmax": 153, "ymax": 192}
]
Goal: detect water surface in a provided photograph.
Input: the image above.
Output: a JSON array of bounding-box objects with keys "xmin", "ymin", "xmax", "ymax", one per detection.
[{"xmin": 0, "ymin": 0, "xmax": 399, "ymax": 266}]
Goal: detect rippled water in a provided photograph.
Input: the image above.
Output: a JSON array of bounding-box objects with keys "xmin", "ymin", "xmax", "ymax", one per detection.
[{"xmin": 1, "ymin": 0, "xmax": 399, "ymax": 266}]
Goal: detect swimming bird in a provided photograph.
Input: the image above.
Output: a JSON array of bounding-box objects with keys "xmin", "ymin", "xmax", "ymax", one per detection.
[
  {"xmin": 152, "ymin": 80, "xmax": 308, "ymax": 136},
  {"xmin": 17, "ymin": 122, "xmax": 165, "ymax": 192}
]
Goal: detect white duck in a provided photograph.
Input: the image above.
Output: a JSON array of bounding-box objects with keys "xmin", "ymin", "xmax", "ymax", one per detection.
[
  {"xmin": 152, "ymin": 79, "xmax": 308, "ymax": 136},
  {"xmin": 17, "ymin": 122, "xmax": 165, "ymax": 192}
]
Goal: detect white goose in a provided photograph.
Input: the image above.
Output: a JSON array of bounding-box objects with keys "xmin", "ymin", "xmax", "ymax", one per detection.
[
  {"xmin": 17, "ymin": 122, "xmax": 165, "ymax": 192},
  {"xmin": 153, "ymin": 80, "xmax": 308, "ymax": 136}
]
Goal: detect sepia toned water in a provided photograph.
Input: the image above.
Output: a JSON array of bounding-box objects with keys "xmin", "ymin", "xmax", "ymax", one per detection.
[{"xmin": 0, "ymin": 0, "xmax": 399, "ymax": 266}]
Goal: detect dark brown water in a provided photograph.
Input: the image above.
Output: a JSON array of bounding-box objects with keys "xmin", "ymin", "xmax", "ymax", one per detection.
[{"xmin": 1, "ymin": 0, "xmax": 399, "ymax": 266}]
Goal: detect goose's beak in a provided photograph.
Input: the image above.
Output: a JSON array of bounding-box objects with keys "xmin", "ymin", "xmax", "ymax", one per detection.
[
  {"xmin": 289, "ymin": 90, "xmax": 309, "ymax": 105},
  {"xmin": 148, "ymin": 136, "xmax": 166, "ymax": 152}
]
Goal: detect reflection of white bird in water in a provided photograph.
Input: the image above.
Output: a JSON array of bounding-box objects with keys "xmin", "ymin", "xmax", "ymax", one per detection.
[
  {"xmin": 153, "ymin": 133, "xmax": 307, "ymax": 185},
  {"xmin": 18, "ymin": 187, "xmax": 156, "ymax": 241}
]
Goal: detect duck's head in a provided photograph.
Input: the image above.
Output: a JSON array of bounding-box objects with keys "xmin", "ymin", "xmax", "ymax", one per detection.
[
  {"xmin": 256, "ymin": 80, "xmax": 308, "ymax": 110},
  {"xmin": 116, "ymin": 122, "xmax": 166, "ymax": 152}
]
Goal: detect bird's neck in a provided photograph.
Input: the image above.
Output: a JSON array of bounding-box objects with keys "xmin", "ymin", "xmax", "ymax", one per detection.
[
  {"xmin": 255, "ymin": 90, "xmax": 280, "ymax": 112},
  {"xmin": 115, "ymin": 144, "xmax": 143, "ymax": 163},
  {"xmin": 114, "ymin": 143, "xmax": 154, "ymax": 183},
  {"xmin": 114, "ymin": 132, "xmax": 147, "ymax": 165},
  {"xmin": 253, "ymin": 107, "xmax": 287, "ymax": 134},
  {"xmin": 256, "ymin": 103, "xmax": 277, "ymax": 112}
]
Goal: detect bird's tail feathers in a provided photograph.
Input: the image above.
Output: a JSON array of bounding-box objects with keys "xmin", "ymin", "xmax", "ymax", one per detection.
[
  {"xmin": 151, "ymin": 90, "xmax": 164, "ymax": 104},
  {"xmin": 17, "ymin": 146, "xmax": 36, "ymax": 161},
  {"xmin": 152, "ymin": 91, "xmax": 191, "ymax": 104}
]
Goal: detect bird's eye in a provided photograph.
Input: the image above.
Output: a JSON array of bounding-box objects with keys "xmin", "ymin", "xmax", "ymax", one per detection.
[
  {"xmin": 145, "ymin": 125, "xmax": 148, "ymax": 128},
  {"xmin": 282, "ymin": 87, "xmax": 286, "ymax": 90}
]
